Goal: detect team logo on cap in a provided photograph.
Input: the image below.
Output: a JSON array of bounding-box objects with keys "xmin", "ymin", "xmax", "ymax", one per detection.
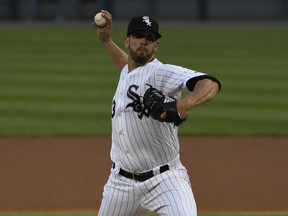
[{"xmin": 142, "ymin": 16, "xmax": 152, "ymax": 26}]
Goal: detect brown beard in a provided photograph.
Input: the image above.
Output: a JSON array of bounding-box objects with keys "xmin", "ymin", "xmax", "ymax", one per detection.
[{"xmin": 129, "ymin": 46, "xmax": 154, "ymax": 66}]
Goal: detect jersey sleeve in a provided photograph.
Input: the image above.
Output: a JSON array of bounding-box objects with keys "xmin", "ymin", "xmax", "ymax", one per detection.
[{"xmin": 155, "ymin": 64, "xmax": 207, "ymax": 95}]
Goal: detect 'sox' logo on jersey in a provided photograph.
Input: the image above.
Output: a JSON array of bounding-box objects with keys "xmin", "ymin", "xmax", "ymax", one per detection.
[{"xmin": 126, "ymin": 85, "xmax": 149, "ymax": 119}]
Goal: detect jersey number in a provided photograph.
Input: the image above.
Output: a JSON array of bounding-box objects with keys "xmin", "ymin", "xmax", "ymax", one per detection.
[{"xmin": 112, "ymin": 100, "xmax": 116, "ymax": 118}]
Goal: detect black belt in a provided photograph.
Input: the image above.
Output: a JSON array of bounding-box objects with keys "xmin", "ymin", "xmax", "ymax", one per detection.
[{"xmin": 113, "ymin": 163, "xmax": 169, "ymax": 182}]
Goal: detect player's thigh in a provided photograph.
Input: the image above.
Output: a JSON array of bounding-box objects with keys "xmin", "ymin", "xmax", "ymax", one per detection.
[
  {"xmin": 98, "ymin": 173, "xmax": 147, "ymax": 216},
  {"xmin": 98, "ymin": 195, "xmax": 147, "ymax": 216},
  {"xmin": 142, "ymin": 168, "xmax": 197, "ymax": 216},
  {"xmin": 157, "ymin": 175, "xmax": 196, "ymax": 216}
]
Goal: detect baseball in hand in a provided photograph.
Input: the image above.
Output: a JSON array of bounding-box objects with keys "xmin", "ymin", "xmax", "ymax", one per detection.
[{"xmin": 94, "ymin": 12, "xmax": 107, "ymax": 27}]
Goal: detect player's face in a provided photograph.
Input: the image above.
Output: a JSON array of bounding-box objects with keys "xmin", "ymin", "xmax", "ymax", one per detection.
[{"xmin": 125, "ymin": 31, "xmax": 159, "ymax": 66}]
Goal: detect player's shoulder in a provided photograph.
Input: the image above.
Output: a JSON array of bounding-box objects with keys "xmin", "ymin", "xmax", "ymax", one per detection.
[
  {"xmin": 157, "ymin": 63, "xmax": 193, "ymax": 73},
  {"xmin": 147, "ymin": 58, "xmax": 163, "ymax": 67},
  {"xmin": 156, "ymin": 63, "xmax": 207, "ymax": 79},
  {"xmin": 120, "ymin": 64, "xmax": 129, "ymax": 75},
  {"xmin": 149, "ymin": 59, "xmax": 193, "ymax": 72},
  {"xmin": 141, "ymin": 59, "xmax": 163, "ymax": 74}
]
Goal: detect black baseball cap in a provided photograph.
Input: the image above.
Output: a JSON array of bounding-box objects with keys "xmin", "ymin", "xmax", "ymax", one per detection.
[{"xmin": 127, "ymin": 16, "xmax": 161, "ymax": 39}]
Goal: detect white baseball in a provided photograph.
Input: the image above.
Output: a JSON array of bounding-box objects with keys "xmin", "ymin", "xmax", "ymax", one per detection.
[{"xmin": 94, "ymin": 13, "xmax": 107, "ymax": 27}]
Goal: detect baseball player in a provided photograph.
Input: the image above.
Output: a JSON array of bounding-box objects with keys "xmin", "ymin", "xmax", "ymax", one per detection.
[{"xmin": 93, "ymin": 10, "xmax": 221, "ymax": 216}]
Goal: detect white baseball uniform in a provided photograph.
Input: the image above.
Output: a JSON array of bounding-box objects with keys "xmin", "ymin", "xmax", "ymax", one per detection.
[{"xmin": 98, "ymin": 59, "xmax": 209, "ymax": 216}]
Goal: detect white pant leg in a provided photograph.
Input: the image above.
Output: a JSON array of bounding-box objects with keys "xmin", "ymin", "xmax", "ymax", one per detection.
[
  {"xmin": 140, "ymin": 165, "xmax": 197, "ymax": 216},
  {"xmin": 98, "ymin": 172, "xmax": 148, "ymax": 216}
]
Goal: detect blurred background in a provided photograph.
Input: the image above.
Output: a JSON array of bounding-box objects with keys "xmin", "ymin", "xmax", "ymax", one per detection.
[
  {"xmin": 1, "ymin": 0, "xmax": 288, "ymax": 23},
  {"xmin": 0, "ymin": 0, "xmax": 288, "ymax": 136}
]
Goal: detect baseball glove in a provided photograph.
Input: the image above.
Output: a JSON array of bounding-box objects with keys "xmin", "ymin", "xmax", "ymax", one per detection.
[{"xmin": 143, "ymin": 84, "xmax": 186, "ymax": 126}]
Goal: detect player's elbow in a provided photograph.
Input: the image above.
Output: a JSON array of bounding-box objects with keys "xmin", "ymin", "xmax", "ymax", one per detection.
[{"xmin": 206, "ymin": 81, "xmax": 220, "ymax": 101}]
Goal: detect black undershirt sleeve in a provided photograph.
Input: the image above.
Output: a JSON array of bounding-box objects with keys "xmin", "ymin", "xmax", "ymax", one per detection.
[{"xmin": 186, "ymin": 75, "xmax": 222, "ymax": 92}]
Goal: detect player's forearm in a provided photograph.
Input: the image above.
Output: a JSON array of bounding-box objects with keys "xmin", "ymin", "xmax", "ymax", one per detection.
[
  {"xmin": 102, "ymin": 39, "xmax": 128, "ymax": 70},
  {"xmin": 189, "ymin": 79, "xmax": 219, "ymax": 106},
  {"xmin": 178, "ymin": 79, "xmax": 219, "ymax": 118}
]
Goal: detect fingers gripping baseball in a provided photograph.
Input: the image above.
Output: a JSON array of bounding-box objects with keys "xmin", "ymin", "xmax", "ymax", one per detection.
[
  {"xmin": 92, "ymin": 10, "xmax": 113, "ymax": 43},
  {"xmin": 143, "ymin": 85, "xmax": 186, "ymax": 126}
]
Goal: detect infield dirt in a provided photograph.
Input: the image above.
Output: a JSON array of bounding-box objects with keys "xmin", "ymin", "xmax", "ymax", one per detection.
[{"xmin": 0, "ymin": 136, "xmax": 287, "ymax": 212}]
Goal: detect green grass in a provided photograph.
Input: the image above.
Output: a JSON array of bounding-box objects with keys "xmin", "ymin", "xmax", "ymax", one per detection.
[
  {"xmin": 0, "ymin": 24, "xmax": 287, "ymax": 136},
  {"xmin": 0, "ymin": 212, "xmax": 288, "ymax": 216}
]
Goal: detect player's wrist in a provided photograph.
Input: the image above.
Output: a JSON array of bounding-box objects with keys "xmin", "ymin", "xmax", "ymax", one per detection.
[
  {"xmin": 176, "ymin": 100, "xmax": 189, "ymax": 119},
  {"xmin": 101, "ymin": 38, "xmax": 113, "ymax": 46},
  {"xmin": 178, "ymin": 98, "xmax": 193, "ymax": 112}
]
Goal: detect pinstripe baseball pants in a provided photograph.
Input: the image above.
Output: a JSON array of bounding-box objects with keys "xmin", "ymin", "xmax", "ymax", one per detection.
[{"xmin": 98, "ymin": 162, "xmax": 197, "ymax": 216}]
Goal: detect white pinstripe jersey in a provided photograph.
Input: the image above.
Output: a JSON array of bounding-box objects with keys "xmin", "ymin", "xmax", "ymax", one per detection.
[{"xmin": 110, "ymin": 59, "xmax": 206, "ymax": 173}]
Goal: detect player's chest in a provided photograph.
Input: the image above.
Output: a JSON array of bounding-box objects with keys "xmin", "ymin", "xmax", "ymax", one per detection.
[
  {"xmin": 112, "ymin": 73, "xmax": 155, "ymax": 119},
  {"xmin": 115, "ymin": 72, "xmax": 155, "ymax": 100}
]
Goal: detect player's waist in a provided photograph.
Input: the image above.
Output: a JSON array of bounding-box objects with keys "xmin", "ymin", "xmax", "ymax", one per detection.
[{"xmin": 112, "ymin": 155, "xmax": 181, "ymax": 182}]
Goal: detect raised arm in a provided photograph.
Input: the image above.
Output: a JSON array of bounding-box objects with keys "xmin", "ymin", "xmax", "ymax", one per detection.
[{"xmin": 92, "ymin": 10, "xmax": 128, "ymax": 71}]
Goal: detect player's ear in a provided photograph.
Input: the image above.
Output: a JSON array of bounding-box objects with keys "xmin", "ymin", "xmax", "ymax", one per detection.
[
  {"xmin": 154, "ymin": 41, "xmax": 159, "ymax": 52},
  {"xmin": 124, "ymin": 37, "xmax": 129, "ymax": 48}
]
